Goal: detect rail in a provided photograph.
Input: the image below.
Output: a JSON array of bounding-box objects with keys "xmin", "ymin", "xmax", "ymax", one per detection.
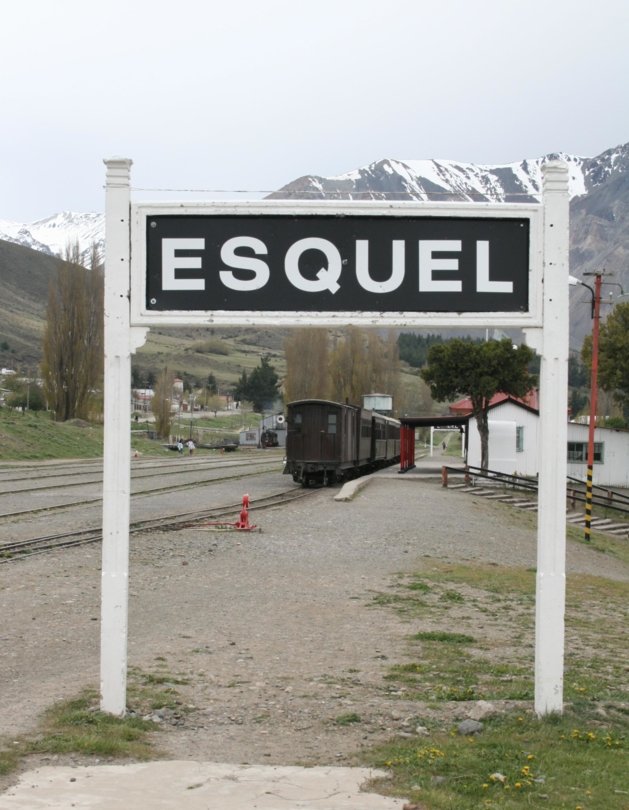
[
  {"xmin": 441, "ymin": 464, "xmax": 629, "ymax": 520},
  {"xmin": 0, "ymin": 487, "xmax": 314, "ymax": 563}
]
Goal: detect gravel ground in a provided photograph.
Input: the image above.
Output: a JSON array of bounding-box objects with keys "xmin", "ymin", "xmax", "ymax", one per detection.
[{"xmin": 1, "ymin": 471, "xmax": 627, "ymax": 788}]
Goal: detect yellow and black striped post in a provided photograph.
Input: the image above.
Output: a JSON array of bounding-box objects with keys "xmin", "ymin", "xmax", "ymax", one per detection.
[{"xmin": 584, "ymin": 463, "xmax": 593, "ymax": 542}]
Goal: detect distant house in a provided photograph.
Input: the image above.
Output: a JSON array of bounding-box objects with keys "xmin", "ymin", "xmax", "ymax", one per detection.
[
  {"xmin": 449, "ymin": 389, "xmax": 539, "ymax": 416},
  {"xmin": 458, "ymin": 395, "xmax": 629, "ymax": 488},
  {"xmin": 131, "ymin": 388, "xmax": 154, "ymax": 413},
  {"xmin": 239, "ymin": 413, "xmax": 287, "ymax": 448},
  {"xmin": 239, "ymin": 428, "xmax": 260, "ymax": 447}
]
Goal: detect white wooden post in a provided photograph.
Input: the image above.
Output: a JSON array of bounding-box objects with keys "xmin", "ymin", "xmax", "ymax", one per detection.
[
  {"xmin": 100, "ymin": 158, "xmax": 133, "ymax": 715},
  {"xmin": 534, "ymin": 162, "xmax": 570, "ymax": 714}
]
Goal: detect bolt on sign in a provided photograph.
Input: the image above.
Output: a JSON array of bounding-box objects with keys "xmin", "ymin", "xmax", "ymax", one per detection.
[{"xmin": 130, "ymin": 203, "xmax": 543, "ymax": 327}]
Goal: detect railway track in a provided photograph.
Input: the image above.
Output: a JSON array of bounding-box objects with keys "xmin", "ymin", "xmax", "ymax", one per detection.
[
  {"xmin": 0, "ymin": 486, "xmax": 314, "ymax": 563},
  {"xmin": 0, "ymin": 456, "xmax": 284, "ymax": 522},
  {"xmin": 0, "ymin": 453, "xmax": 282, "ymax": 497}
]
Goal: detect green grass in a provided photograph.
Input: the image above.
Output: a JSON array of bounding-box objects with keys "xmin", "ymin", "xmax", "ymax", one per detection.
[
  {"xmin": 364, "ymin": 558, "xmax": 629, "ymax": 808},
  {"xmin": 0, "ymin": 409, "xmax": 104, "ymax": 459},
  {"xmin": 0, "ymin": 407, "xmax": 264, "ymax": 460},
  {"xmin": 412, "ymin": 631, "xmax": 475, "ymax": 644},
  {"xmin": 371, "ymin": 560, "xmax": 628, "ymax": 704},
  {"xmin": 25, "ymin": 691, "xmax": 156, "ymax": 760},
  {"xmin": 566, "ymin": 522, "xmax": 629, "ymax": 567},
  {"xmin": 364, "ymin": 707, "xmax": 628, "ymax": 809},
  {"xmin": 334, "ymin": 713, "xmax": 362, "ymax": 726},
  {"xmin": 0, "ymin": 667, "xmax": 189, "ymax": 779}
]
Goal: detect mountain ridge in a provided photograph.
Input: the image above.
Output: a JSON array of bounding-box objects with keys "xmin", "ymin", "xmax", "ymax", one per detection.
[
  {"xmin": 1, "ymin": 142, "xmax": 628, "ymax": 351},
  {"xmin": 268, "ymin": 143, "xmax": 629, "ymax": 204}
]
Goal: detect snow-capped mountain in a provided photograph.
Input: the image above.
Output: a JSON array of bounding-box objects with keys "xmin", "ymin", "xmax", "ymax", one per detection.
[
  {"xmin": 273, "ymin": 143, "xmax": 629, "ymax": 348},
  {"xmin": 1, "ymin": 143, "xmax": 628, "ymax": 349},
  {"xmin": 268, "ymin": 143, "xmax": 629, "ymax": 204},
  {"xmin": 1, "ymin": 144, "xmax": 626, "ymax": 258},
  {"xmin": 0, "ymin": 211, "xmax": 104, "ymax": 265},
  {"xmin": 2, "ymin": 144, "xmax": 627, "ymax": 259}
]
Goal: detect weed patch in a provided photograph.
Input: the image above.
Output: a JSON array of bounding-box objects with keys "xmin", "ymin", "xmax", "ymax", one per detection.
[
  {"xmin": 371, "ymin": 560, "xmax": 628, "ymax": 704},
  {"xmin": 364, "ymin": 707, "xmax": 628, "ymax": 809},
  {"xmin": 334, "ymin": 713, "xmax": 362, "ymax": 726},
  {"xmin": 0, "ymin": 666, "xmax": 188, "ymax": 780},
  {"xmin": 412, "ymin": 631, "xmax": 475, "ymax": 644}
]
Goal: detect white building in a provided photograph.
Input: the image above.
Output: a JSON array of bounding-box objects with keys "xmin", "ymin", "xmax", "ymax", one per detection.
[
  {"xmin": 239, "ymin": 413, "xmax": 287, "ymax": 448},
  {"xmin": 466, "ymin": 397, "xmax": 629, "ymax": 488}
]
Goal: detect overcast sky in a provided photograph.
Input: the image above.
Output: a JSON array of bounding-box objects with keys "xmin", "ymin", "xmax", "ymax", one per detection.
[{"xmin": 2, "ymin": 0, "xmax": 628, "ymax": 222}]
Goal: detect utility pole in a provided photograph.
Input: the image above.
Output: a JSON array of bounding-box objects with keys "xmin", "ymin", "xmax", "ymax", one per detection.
[{"xmin": 583, "ymin": 272, "xmax": 602, "ymax": 542}]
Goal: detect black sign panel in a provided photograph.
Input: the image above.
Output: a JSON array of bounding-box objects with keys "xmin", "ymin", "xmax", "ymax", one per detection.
[{"xmin": 145, "ymin": 215, "xmax": 529, "ymax": 313}]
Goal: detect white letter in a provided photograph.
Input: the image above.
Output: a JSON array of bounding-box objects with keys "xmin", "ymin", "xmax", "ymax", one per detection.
[
  {"xmin": 162, "ymin": 238, "xmax": 205, "ymax": 290},
  {"xmin": 355, "ymin": 240, "xmax": 405, "ymax": 293},
  {"xmin": 285, "ymin": 237, "xmax": 341, "ymax": 294},
  {"xmin": 476, "ymin": 240, "xmax": 513, "ymax": 293},
  {"xmin": 419, "ymin": 240, "xmax": 462, "ymax": 292},
  {"xmin": 219, "ymin": 236, "xmax": 270, "ymax": 291}
]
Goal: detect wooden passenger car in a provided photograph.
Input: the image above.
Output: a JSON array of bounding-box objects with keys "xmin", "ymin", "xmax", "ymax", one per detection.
[{"xmin": 284, "ymin": 399, "xmax": 400, "ymax": 487}]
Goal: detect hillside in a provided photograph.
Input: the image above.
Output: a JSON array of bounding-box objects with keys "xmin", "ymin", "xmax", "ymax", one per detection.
[
  {"xmin": 0, "ymin": 238, "xmax": 288, "ymax": 386},
  {"xmin": 0, "ymin": 239, "xmax": 58, "ymax": 369},
  {"xmin": 134, "ymin": 325, "xmax": 288, "ymax": 388}
]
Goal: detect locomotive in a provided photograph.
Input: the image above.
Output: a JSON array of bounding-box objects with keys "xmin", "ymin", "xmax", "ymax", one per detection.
[
  {"xmin": 283, "ymin": 399, "xmax": 400, "ymax": 487},
  {"xmin": 260, "ymin": 429, "xmax": 279, "ymax": 448}
]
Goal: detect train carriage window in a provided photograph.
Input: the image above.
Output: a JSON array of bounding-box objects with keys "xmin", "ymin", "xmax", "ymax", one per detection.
[
  {"xmin": 327, "ymin": 413, "xmax": 337, "ymax": 434},
  {"xmin": 291, "ymin": 412, "xmax": 302, "ymax": 432}
]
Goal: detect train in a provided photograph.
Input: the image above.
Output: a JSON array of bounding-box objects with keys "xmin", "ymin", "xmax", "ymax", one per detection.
[
  {"xmin": 260, "ymin": 429, "xmax": 279, "ymax": 448},
  {"xmin": 283, "ymin": 399, "xmax": 401, "ymax": 487}
]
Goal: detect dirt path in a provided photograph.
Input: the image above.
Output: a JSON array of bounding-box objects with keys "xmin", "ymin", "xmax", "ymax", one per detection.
[{"xmin": 1, "ymin": 475, "xmax": 627, "ymax": 781}]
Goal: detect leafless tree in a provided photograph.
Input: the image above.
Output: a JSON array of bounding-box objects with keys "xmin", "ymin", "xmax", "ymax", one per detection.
[
  {"xmin": 327, "ymin": 327, "xmax": 400, "ymax": 408},
  {"xmin": 41, "ymin": 241, "xmax": 103, "ymax": 421},
  {"xmin": 284, "ymin": 328, "xmax": 331, "ymax": 402},
  {"xmin": 285, "ymin": 327, "xmax": 401, "ymax": 409},
  {"xmin": 152, "ymin": 368, "xmax": 174, "ymax": 438}
]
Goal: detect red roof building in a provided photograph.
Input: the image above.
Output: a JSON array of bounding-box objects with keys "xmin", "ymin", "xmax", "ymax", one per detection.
[{"xmin": 448, "ymin": 389, "xmax": 539, "ymax": 416}]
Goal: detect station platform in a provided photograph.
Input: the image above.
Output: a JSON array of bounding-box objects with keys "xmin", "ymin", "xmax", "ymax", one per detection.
[
  {"xmin": 0, "ymin": 761, "xmax": 404, "ymax": 809},
  {"xmin": 335, "ymin": 454, "xmax": 466, "ymax": 500}
]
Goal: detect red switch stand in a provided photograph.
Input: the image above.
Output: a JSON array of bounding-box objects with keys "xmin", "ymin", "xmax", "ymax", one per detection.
[
  {"xmin": 235, "ymin": 494, "xmax": 252, "ymax": 530},
  {"xmin": 197, "ymin": 494, "xmax": 258, "ymax": 532}
]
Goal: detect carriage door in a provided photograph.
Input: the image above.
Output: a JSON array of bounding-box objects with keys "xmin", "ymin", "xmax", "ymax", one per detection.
[{"xmin": 319, "ymin": 406, "xmax": 339, "ymax": 460}]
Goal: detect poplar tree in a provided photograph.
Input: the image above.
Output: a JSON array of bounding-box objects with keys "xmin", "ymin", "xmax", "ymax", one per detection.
[
  {"xmin": 152, "ymin": 368, "xmax": 174, "ymax": 438},
  {"xmin": 284, "ymin": 326, "xmax": 402, "ymax": 409},
  {"xmin": 41, "ymin": 242, "xmax": 104, "ymax": 421},
  {"xmin": 328, "ymin": 327, "xmax": 401, "ymax": 407},
  {"xmin": 284, "ymin": 328, "xmax": 330, "ymax": 402}
]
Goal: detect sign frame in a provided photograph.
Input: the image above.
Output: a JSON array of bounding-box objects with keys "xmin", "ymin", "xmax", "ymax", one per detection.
[
  {"xmin": 102, "ymin": 159, "xmax": 570, "ymax": 721},
  {"xmin": 129, "ymin": 200, "xmax": 544, "ymax": 328}
]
